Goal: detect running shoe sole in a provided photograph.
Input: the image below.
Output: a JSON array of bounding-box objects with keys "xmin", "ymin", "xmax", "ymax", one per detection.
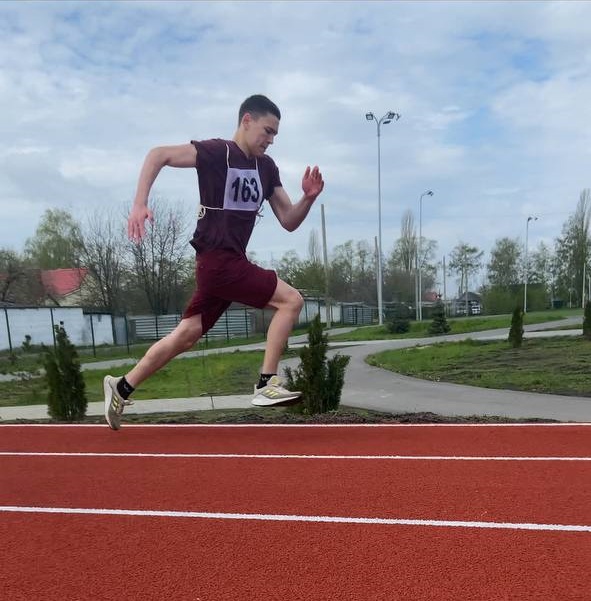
[
  {"xmin": 251, "ymin": 392, "xmax": 302, "ymax": 407},
  {"xmin": 103, "ymin": 375, "xmax": 121, "ymax": 430}
]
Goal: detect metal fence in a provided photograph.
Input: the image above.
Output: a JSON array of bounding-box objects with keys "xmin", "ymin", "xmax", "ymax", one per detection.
[
  {"xmin": 129, "ymin": 310, "xmax": 255, "ymax": 342},
  {"xmin": 1, "ymin": 300, "xmax": 377, "ymax": 355}
]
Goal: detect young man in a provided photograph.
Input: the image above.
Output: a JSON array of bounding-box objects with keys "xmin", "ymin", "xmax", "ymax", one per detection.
[{"xmin": 103, "ymin": 94, "xmax": 324, "ymax": 430}]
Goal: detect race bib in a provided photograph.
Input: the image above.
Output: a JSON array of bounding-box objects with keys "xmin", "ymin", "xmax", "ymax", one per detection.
[{"xmin": 223, "ymin": 166, "xmax": 264, "ymax": 212}]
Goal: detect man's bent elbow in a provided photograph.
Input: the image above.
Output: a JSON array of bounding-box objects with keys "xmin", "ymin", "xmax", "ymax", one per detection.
[{"xmin": 148, "ymin": 147, "xmax": 172, "ymax": 167}]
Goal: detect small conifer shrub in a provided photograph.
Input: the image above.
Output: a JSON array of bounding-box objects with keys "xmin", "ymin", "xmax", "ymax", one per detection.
[
  {"xmin": 44, "ymin": 324, "xmax": 88, "ymax": 421},
  {"xmin": 508, "ymin": 306, "xmax": 524, "ymax": 349},
  {"xmin": 284, "ymin": 314, "xmax": 350, "ymax": 415},
  {"xmin": 428, "ymin": 300, "xmax": 451, "ymax": 336},
  {"xmin": 386, "ymin": 304, "xmax": 411, "ymax": 334}
]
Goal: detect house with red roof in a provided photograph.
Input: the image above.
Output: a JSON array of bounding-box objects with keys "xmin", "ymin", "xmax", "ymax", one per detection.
[
  {"xmin": 40, "ymin": 268, "xmax": 90, "ymax": 306},
  {"xmin": 0, "ymin": 267, "xmax": 92, "ymax": 307}
]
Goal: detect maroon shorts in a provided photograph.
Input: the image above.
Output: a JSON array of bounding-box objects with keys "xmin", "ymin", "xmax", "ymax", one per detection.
[{"xmin": 182, "ymin": 250, "xmax": 278, "ymax": 334}]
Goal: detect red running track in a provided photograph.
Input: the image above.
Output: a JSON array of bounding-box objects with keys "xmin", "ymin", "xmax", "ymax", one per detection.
[{"xmin": 0, "ymin": 424, "xmax": 590, "ymax": 600}]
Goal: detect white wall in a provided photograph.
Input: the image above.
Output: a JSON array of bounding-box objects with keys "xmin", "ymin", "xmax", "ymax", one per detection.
[
  {"xmin": 0, "ymin": 307, "xmax": 114, "ymax": 351},
  {"xmin": 298, "ymin": 300, "xmax": 342, "ymax": 325}
]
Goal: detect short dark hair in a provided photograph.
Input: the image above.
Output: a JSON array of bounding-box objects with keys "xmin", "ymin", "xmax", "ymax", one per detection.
[{"xmin": 238, "ymin": 95, "xmax": 281, "ymax": 124}]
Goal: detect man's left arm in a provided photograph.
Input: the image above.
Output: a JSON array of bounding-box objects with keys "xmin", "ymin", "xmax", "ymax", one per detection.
[{"xmin": 268, "ymin": 166, "xmax": 324, "ymax": 232}]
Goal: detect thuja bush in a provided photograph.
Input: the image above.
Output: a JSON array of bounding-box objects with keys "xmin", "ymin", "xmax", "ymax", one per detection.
[
  {"xmin": 584, "ymin": 301, "xmax": 591, "ymax": 340},
  {"xmin": 284, "ymin": 314, "xmax": 350, "ymax": 415},
  {"xmin": 428, "ymin": 300, "xmax": 451, "ymax": 336},
  {"xmin": 386, "ymin": 304, "xmax": 411, "ymax": 334},
  {"xmin": 44, "ymin": 324, "xmax": 88, "ymax": 421},
  {"xmin": 508, "ymin": 306, "xmax": 524, "ymax": 349}
]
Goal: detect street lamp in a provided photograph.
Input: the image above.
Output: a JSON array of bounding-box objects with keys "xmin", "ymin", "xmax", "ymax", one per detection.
[
  {"xmin": 417, "ymin": 190, "xmax": 434, "ymax": 321},
  {"xmin": 524, "ymin": 215, "xmax": 538, "ymax": 313},
  {"xmin": 365, "ymin": 110, "xmax": 401, "ymax": 325}
]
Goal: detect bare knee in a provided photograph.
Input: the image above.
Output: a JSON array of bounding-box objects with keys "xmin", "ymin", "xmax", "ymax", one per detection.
[
  {"xmin": 290, "ymin": 290, "xmax": 304, "ymax": 313},
  {"xmin": 268, "ymin": 280, "xmax": 304, "ymax": 316},
  {"xmin": 171, "ymin": 317, "xmax": 203, "ymax": 352},
  {"xmin": 275, "ymin": 286, "xmax": 303, "ymax": 314}
]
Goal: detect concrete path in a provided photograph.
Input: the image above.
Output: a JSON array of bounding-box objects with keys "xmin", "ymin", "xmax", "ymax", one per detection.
[{"xmin": 1, "ymin": 318, "xmax": 589, "ymax": 423}]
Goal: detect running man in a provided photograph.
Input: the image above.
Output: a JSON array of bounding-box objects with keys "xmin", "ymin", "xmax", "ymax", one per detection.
[{"xmin": 103, "ymin": 94, "xmax": 324, "ymax": 429}]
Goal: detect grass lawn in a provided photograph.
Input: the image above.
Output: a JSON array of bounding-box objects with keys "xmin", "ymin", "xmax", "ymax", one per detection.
[
  {"xmin": 329, "ymin": 310, "xmax": 578, "ymax": 342},
  {"xmin": 0, "ymin": 350, "xmax": 268, "ymax": 407},
  {"xmin": 0, "ymin": 324, "xmax": 321, "ymax": 376},
  {"xmin": 366, "ymin": 336, "xmax": 591, "ymax": 397}
]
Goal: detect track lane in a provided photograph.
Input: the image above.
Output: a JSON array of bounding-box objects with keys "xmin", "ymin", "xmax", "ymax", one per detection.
[
  {"xmin": 1, "ymin": 424, "xmax": 591, "ymax": 457},
  {"xmin": 1, "ymin": 513, "xmax": 589, "ymax": 600},
  {"xmin": 1, "ymin": 455, "xmax": 590, "ymax": 526}
]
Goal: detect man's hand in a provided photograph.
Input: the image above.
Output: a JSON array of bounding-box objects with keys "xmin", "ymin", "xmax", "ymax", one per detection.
[
  {"xmin": 302, "ymin": 166, "xmax": 324, "ymax": 202},
  {"xmin": 127, "ymin": 204, "xmax": 154, "ymax": 242}
]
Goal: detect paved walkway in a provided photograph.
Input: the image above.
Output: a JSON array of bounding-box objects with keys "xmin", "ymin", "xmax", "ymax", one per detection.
[{"xmin": 1, "ymin": 318, "xmax": 590, "ymax": 423}]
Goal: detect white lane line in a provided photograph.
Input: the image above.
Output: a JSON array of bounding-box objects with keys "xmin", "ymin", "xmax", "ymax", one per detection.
[
  {"xmin": 1, "ymin": 451, "xmax": 590, "ymax": 461},
  {"xmin": 0, "ymin": 505, "xmax": 589, "ymax": 532}
]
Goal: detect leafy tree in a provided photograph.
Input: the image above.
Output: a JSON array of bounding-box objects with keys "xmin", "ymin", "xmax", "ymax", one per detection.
[
  {"xmin": 480, "ymin": 285, "xmax": 519, "ymax": 315},
  {"xmin": 391, "ymin": 210, "xmax": 417, "ymax": 273},
  {"xmin": 487, "ymin": 237, "xmax": 521, "ymax": 288},
  {"xmin": 528, "ymin": 242, "xmax": 553, "ymax": 286},
  {"xmin": 274, "ymin": 249, "xmax": 304, "ymax": 286},
  {"xmin": 508, "ymin": 306, "xmax": 524, "ymax": 349},
  {"xmin": 553, "ymin": 189, "xmax": 591, "ymax": 306},
  {"xmin": 302, "ymin": 230, "xmax": 327, "ymax": 296},
  {"xmin": 387, "ymin": 210, "xmax": 437, "ymax": 305},
  {"xmin": 284, "ymin": 314, "xmax": 350, "ymax": 414},
  {"xmin": 351, "ymin": 240, "xmax": 376, "ymax": 303},
  {"xmin": 428, "ymin": 299, "xmax": 451, "ymax": 335},
  {"xmin": 330, "ymin": 240, "xmax": 355, "ymax": 297},
  {"xmin": 24, "ymin": 209, "xmax": 83, "ymax": 268},
  {"xmin": 448, "ymin": 242, "xmax": 484, "ymax": 313},
  {"xmin": 329, "ymin": 239, "xmax": 377, "ymax": 303},
  {"xmin": 0, "ymin": 248, "xmax": 46, "ymax": 305},
  {"xmin": 273, "ymin": 238, "xmax": 325, "ymax": 297},
  {"xmin": 44, "ymin": 324, "xmax": 87, "ymax": 421},
  {"xmin": 0, "ymin": 248, "xmax": 26, "ymax": 302}
]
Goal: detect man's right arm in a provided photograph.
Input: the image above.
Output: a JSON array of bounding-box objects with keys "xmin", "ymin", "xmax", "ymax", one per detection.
[{"xmin": 128, "ymin": 143, "xmax": 198, "ymax": 242}]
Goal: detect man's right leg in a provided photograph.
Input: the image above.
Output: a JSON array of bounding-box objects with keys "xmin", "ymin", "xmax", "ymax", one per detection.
[
  {"xmin": 104, "ymin": 314, "xmax": 203, "ymax": 430},
  {"xmin": 252, "ymin": 279, "xmax": 304, "ymax": 407}
]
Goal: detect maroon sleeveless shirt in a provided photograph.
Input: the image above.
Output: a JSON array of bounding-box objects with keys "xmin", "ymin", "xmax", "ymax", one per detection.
[{"xmin": 189, "ymin": 138, "xmax": 282, "ymax": 255}]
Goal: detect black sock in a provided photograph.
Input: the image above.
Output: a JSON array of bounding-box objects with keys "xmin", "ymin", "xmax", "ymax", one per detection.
[
  {"xmin": 257, "ymin": 373, "xmax": 276, "ymax": 389},
  {"xmin": 117, "ymin": 377, "xmax": 135, "ymax": 400}
]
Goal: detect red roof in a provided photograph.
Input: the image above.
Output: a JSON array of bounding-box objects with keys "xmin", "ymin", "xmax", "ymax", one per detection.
[{"xmin": 40, "ymin": 268, "xmax": 88, "ymax": 296}]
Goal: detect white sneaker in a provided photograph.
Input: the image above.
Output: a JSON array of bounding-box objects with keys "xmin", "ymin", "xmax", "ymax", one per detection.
[
  {"xmin": 252, "ymin": 375, "xmax": 302, "ymax": 407},
  {"xmin": 103, "ymin": 375, "xmax": 133, "ymax": 430}
]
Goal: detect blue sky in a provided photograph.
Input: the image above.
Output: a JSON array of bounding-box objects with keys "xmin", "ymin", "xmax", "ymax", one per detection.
[{"xmin": 1, "ymin": 1, "xmax": 591, "ymax": 290}]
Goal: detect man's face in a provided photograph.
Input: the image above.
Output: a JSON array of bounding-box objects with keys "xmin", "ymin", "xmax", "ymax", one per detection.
[{"xmin": 243, "ymin": 112, "xmax": 279, "ymax": 156}]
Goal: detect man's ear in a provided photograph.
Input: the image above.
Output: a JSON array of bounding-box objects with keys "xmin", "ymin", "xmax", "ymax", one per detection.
[{"xmin": 241, "ymin": 112, "xmax": 253, "ymax": 129}]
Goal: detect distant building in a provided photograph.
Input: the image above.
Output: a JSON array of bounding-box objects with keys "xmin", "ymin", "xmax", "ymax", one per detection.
[
  {"xmin": 0, "ymin": 268, "xmax": 91, "ymax": 307},
  {"xmin": 40, "ymin": 268, "xmax": 90, "ymax": 306},
  {"xmin": 453, "ymin": 291, "xmax": 482, "ymax": 316}
]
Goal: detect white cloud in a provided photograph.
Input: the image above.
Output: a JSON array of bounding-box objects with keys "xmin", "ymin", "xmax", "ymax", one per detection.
[{"xmin": 1, "ymin": 0, "xmax": 590, "ymax": 274}]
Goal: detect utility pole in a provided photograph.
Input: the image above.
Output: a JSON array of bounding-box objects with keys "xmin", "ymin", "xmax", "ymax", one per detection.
[{"xmin": 321, "ymin": 204, "xmax": 331, "ymax": 328}]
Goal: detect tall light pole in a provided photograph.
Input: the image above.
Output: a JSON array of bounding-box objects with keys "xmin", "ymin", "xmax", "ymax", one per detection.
[
  {"xmin": 524, "ymin": 215, "xmax": 537, "ymax": 313},
  {"xmin": 416, "ymin": 190, "xmax": 434, "ymax": 321},
  {"xmin": 366, "ymin": 110, "xmax": 401, "ymax": 325}
]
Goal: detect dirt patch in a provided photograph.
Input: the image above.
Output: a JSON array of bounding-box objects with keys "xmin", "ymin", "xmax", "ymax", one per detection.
[{"xmin": 3, "ymin": 406, "xmax": 560, "ymax": 425}]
